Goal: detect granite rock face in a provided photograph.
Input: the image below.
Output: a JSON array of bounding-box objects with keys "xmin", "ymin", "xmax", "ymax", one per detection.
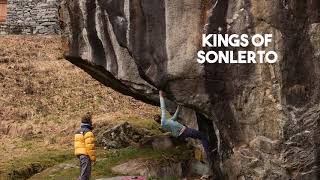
[{"xmin": 61, "ymin": 0, "xmax": 320, "ymax": 179}]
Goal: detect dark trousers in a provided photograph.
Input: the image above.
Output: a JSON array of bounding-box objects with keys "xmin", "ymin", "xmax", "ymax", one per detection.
[
  {"xmin": 179, "ymin": 127, "xmax": 210, "ymax": 158},
  {"xmin": 79, "ymin": 155, "xmax": 91, "ymax": 180}
]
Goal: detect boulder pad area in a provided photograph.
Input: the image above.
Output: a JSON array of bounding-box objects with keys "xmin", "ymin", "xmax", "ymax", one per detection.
[
  {"xmin": 28, "ymin": 121, "xmax": 209, "ymax": 179},
  {"xmin": 97, "ymin": 177, "xmax": 146, "ymax": 180},
  {"xmin": 60, "ymin": 0, "xmax": 320, "ymax": 179}
]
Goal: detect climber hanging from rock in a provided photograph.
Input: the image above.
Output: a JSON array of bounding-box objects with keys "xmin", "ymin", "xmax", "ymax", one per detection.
[{"xmin": 154, "ymin": 90, "xmax": 213, "ymax": 178}]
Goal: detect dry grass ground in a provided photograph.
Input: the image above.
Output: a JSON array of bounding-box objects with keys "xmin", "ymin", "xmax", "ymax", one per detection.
[{"xmin": 0, "ymin": 36, "xmax": 159, "ymax": 176}]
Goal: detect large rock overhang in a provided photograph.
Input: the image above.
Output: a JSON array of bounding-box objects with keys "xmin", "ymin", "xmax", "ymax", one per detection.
[{"xmin": 61, "ymin": 0, "xmax": 320, "ymax": 179}]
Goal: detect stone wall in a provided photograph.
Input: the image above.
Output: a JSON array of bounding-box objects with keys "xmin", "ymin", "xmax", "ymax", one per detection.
[{"xmin": 0, "ymin": 0, "xmax": 60, "ymax": 35}]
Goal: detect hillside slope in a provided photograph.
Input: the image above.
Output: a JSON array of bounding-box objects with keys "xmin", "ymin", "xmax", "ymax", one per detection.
[{"xmin": 0, "ymin": 36, "xmax": 158, "ymax": 176}]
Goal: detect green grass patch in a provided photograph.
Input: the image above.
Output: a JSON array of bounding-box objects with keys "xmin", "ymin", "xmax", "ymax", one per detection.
[
  {"xmin": 30, "ymin": 146, "xmax": 191, "ymax": 180},
  {"xmin": 0, "ymin": 149, "xmax": 73, "ymax": 180},
  {"xmin": 115, "ymin": 115, "xmax": 163, "ymax": 136}
]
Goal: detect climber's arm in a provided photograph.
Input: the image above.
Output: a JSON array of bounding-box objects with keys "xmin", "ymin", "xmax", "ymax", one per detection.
[{"xmin": 159, "ymin": 91, "xmax": 166, "ymax": 122}]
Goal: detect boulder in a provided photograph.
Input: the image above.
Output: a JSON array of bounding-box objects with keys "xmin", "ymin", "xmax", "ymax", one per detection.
[
  {"xmin": 139, "ymin": 134, "xmax": 185, "ymax": 151},
  {"xmin": 60, "ymin": 0, "xmax": 320, "ymax": 179},
  {"xmin": 96, "ymin": 122, "xmax": 145, "ymax": 149},
  {"xmin": 110, "ymin": 158, "xmax": 182, "ymax": 178}
]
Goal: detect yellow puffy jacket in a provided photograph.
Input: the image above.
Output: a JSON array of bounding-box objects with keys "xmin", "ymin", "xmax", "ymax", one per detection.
[{"xmin": 74, "ymin": 131, "xmax": 96, "ymax": 162}]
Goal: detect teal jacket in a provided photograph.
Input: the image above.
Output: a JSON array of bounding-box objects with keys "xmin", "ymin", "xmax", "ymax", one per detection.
[{"xmin": 160, "ymin": 96, "xmax": 184, "ymax": 137}]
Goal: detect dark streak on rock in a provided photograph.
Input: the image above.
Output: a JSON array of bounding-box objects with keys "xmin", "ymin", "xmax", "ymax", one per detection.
[
  {"xmin": 66, "ymin": 0, "xmax": 83, "ymax": 56},
  {"xmin": 129, "ymin": 0, "xmax": 168, "ymax": 89},
  {"xmin": 203, "ymin": 0, "xmax": 243, "ymax": 165},
  {"xmin": 96, "ymin": 0, "xmax": 119, "ymax": 75},
  {"xmin": 85, "ymin": 0, "xmax": 107, "ymax": 68},
  {"xmin": 100, "ymin": 0, "xmax": 128, "ymax": 47}
]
